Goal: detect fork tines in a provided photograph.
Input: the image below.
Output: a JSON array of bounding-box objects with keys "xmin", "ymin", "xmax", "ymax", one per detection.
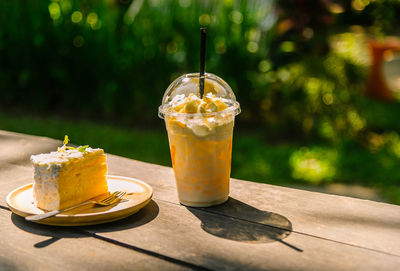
[{"xmin": 101, "ymin": 191, "xmax": 126, "ymax": 204}]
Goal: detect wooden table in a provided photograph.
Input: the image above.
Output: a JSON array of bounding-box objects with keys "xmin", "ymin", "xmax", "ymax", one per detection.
[{"xmin": 0, "ymin": 130, "xmax": 399, "ymax": 271}]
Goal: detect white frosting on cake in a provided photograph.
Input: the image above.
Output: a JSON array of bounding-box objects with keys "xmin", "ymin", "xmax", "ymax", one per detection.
[
  {"xmin": 31, "ymin": 147, "xmax": 104, "ymax": 210},
  {"xmin": 31, "ymin": 147, "xmax": 102, "ymax": 166},
  {"xmin": 32, "ymin": 164, "xmax": 61, "ymax": 211}
]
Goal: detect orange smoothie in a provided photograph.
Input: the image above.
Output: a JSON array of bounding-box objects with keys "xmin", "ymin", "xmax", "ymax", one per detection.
[
  {"xmin": 159, "ymin": 73, "xmax": 240, "ymax": 207},
  {"xmin": 166, "ymin": 112, "xmax": 234, "ymax": 206}
]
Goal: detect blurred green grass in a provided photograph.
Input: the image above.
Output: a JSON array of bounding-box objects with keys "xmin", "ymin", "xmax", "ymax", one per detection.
[
  {"xmin": 1, "ymin": 112, "xmax": 399, "ymax": 205},
  {"xmin": 0, "ymin": 113, "xmax": 171, "ymax": 166}
]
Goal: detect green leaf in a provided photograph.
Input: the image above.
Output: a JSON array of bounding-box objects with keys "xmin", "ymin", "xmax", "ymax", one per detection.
[{"xmin": 78, "ymin": 145, "xmax": 89, "ymax": 152}]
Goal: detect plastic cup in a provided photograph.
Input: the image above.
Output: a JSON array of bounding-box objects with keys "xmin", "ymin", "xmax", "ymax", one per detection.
[{"xmin": 158, "ymin": 73, "xmax": 240, "ymax": 207}]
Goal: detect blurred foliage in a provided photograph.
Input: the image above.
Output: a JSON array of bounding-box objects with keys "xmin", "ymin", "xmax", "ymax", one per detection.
[
  {"xmin": 1, "ymin": 0, "xmax": 400, "ymax": 199},
  {"xmin": 0, "ymin": 0, "xmax": 277, "ymax": 124}
]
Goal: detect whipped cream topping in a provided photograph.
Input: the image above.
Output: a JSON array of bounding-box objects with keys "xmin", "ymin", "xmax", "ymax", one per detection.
[
  {"xmin": 165, "ymin": 93, "xmax": 235, "ymax": 138},
  {"xmin": 169, "ymin": 93, "xmax": 229, "ymax": 114}
]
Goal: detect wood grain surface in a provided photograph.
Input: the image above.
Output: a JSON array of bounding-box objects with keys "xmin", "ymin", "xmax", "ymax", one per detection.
[{"xmin": 1, "ymin": 130, "xmax": 399, "ymax": 271}]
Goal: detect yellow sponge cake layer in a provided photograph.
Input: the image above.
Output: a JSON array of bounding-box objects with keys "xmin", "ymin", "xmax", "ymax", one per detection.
[{"xmin": 31, "ymin": 147, "xmax": 108, "ymax": 211}]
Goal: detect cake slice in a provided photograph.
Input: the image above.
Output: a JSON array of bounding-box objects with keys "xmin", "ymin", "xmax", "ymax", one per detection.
[{"xmin": 30, "ymin": 137, "xmax": 108, "ymax": 211}]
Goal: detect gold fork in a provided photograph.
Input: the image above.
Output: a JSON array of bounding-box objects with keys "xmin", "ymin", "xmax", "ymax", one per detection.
[{"xmin": 25, "ymin": 191, "xmax": 126, "ymax": 222}]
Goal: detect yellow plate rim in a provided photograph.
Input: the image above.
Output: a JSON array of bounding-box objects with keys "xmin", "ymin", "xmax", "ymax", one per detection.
[{"xmin": 6, "ymin": 175, "xmax": 153, "ymax": 226}]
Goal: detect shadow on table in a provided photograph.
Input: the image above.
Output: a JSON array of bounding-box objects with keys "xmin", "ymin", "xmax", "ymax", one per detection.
[
  {"xmin": 11, "ymin": 200, "xmax": 159, "ymax": 248},
  {"xmin": 83, "ymin": 200, "xmax": 159, "ymax": 233},
  {"xmin": 0, "ymin": 257, "xmax": 21, "ymax": 271},
  {"xmin": 187, "ymin": 197, "xmax": 302, "ymax": 251},
  {"xmin": 11, "ymin": 214, "xmax": 86, "ymax": 248}
]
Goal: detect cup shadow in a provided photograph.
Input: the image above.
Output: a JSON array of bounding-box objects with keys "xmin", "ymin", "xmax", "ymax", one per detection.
[
  {"xmin": 11, "ymin": 200, "xmax": 159, "ymax": 247},
  {"xmin": 187, "ymin": 197, "xmax": 302, "ymax": 251}
]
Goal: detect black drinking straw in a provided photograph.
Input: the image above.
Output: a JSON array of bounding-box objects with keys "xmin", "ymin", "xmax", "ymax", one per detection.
[{"xmin": 199, "ymin": 27, "xmax": 207, "ymax": 98}]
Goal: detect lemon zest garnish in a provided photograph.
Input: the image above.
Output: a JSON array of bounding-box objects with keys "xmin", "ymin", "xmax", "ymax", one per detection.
[
  {"xmin": 57, "ymin": 135, "xmax": 89, "ymax": 153},
  {"xmin": 63, "ymin": 135, "xmax": 69, "ymax": 145},
  {"xmin": 58, "ymin": 135, "xmax": 69, "ymax": 152}
]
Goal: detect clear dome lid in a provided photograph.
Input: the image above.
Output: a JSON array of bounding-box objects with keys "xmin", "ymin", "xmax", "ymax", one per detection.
[{"xmin": 158, "ymin": 73, "xmax": 240, "ymax": 119}]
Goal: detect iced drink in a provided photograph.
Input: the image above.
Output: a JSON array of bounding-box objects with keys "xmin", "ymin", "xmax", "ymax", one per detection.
[{"xmin": 159, "ymin": 73, "xmax": 240, "ymax": 207}]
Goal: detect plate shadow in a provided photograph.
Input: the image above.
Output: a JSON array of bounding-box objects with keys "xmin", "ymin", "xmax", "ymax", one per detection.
[
  {"xmin": 11, "ymin": 200, "xmax": 159, "ymax": 247},
  {"xmin": 83, "ymin": 199, "xmax": 159, "ymax": 232}
]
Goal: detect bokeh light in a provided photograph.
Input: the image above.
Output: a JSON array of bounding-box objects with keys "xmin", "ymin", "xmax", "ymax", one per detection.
[
  {"xmin": 290, "ymin": 148, "xmax": 337, "ymax": 184},
  {"xmin": 48, "ymin": 3, "xmax": 61, "ymax": 20},
  {"xmin": 71, "ymin": 11, "xmax": 83, "ymax": 23}
]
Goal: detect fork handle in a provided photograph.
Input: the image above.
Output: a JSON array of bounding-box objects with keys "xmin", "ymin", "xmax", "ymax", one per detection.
[
  {"xmin": 25, "ymin": 200, "xmax": 92, "ymax": 222},
  {"xmin": 26, "ymin": 210, "xmax": 61, "ymax": 221}
]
